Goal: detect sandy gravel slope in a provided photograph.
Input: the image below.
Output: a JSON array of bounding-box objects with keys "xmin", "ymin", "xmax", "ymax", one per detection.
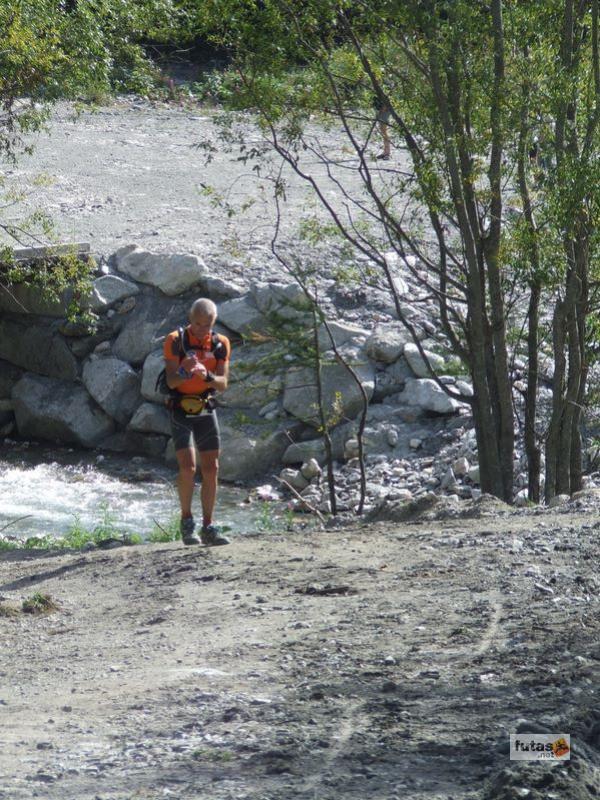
[
  {"xmin": 2, "ymin": 99, "xmax": 379, "ymax": 270},
  {"xmin": 1, "ymin": 512, "xmax": 599, "ymax": 800}
]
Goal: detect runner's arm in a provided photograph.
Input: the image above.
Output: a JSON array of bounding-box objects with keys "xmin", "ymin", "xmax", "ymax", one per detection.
[
  {"xmin": 211, "ymin": 358, "xmax": 229, "ymax": 392},
  {"xmin": 165, "ymin": 357, "xmax": 191, "ymax": 390}
]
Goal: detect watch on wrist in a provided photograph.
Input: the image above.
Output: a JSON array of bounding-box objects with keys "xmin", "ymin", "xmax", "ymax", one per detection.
[{"xmin": 205, "ymin": 370, "xmax": 215, "ymax": 382}]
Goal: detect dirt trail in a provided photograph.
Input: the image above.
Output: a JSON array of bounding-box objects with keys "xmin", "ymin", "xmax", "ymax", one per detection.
[{"xmin": 1, "ymin": 511, "xmax": 599, "ymax": 799}]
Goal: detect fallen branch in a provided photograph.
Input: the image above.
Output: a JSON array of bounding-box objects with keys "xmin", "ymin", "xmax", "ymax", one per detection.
[
  {"xmin": 151, "ymin": 518, "xmax": 175, "ymax": 539},
  {"xmin": 273, "ymin": 476, "xmax": 326, "ymax": 524},
  {"xmin": 0, "ymin": 515, "xmax": 33, "ymax": 535}
]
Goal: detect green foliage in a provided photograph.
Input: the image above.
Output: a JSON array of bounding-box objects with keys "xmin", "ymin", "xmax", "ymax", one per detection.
[
  {"xmin": 0, "ymin": 0, "xmax": 186, "ymax": 317},
  {"xmin": 254, "ymin": 501, "xmax": 307, "ymax": 533},
  {"xmin": 190, "ymin": 747, "xmax": 234, "ymax": 763},
  {"xmin": 0, "ymin": 249, "xmax": 95, "ymax": 323},
  {"xmin": 0, "ymin": 538, "xmax": 17, "ymax": 552},
  {"xmin": 21, "ymin": 592, "xmax": 58, "ymax": 615},
  {"xmin": 255, "ymin": 501, "xmax": 278, "ymax": 532},
  {"xmin": 147, "ymin": 516, "xmax": 181, "ymax": 543},
  {"xmin": 189, "ymin": 70, "xmax": 244, "ymax": 106},
  {"xmin": 20, "ymin": 504, "xmax": 142, "ymax": 550}
]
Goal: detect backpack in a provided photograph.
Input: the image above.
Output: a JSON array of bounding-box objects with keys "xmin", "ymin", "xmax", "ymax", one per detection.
[{"xmin": 155, "ymin": 326, "xmax": 227, "ymax": 401}]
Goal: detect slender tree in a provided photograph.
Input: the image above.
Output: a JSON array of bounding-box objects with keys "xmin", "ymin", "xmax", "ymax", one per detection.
[{"xmin": 195, "ymin": 0, "xmax": 600, "ymax": 503}]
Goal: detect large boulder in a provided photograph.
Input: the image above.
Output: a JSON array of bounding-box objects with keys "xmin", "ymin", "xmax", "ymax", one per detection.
[
  {"xmin": 317, "ymin": 321, "xmax": 368, "ymax": 351},
  {"xmin": 404, "ymin": 343, "xmax": 445, "ymax": 377},
  {"xmin": 283, "ymin": 361, "xmax": 375, "ymax": 427},
  {"xmin": 217, "ymin": 295, "xmax": 268, "ymax": 337},
  {"xmin": 140, "ymin": 349, "xmax": 166, "ymax": 403},
  {"xmin": 82, "ymin": 355, "xmax": 141, "ymax": 425},
  {"xmin": 366, "ymin": 324, "xmax": 411, "ymax": 364},
  {"xmin": 112, "ymin": 295, "xmax": 187, "ymax": 366},
  {"xmin": 99, "ymin": 431, "xmax": 167, "ymax": 459},
  {"xmin": 115, "ymin": 245, "xmax": 208, "ymax": 296},
  {"xmin": 0, "ymin": 283, "xmax": 72, "ymax": 317},
  {"xmin": 221, "ymin": 372, "xmax": 283, "ymax": 409},
  {"xmin": 0, "ymin": 360, "xmax": 24, "ymax": 398},
  {"xmin": 0, "ymin": 318, "xmax": 78, "ymax": 380},
  {"xmin": 12, "ymin": 374, "xmax": 114, "ymax": 447},
  {"xmin": 198, "ymin": 275, "xmax": 244, "ymax": 300},
  {"xmin": 374, "ymin": 358, "xmax": 413, "ymax": 400},
  {"xmin": 218, "ymin": 424, "xmax": 290, "ymax": 482},
  {"xmin": 282, "ymin": 422, "xmax": 355, "ymax": 464},
  {"xmin": 251, "ymin": 281, "xmax": 312, "ymax": 322},
  {"xmin": 128, "ymin": 402, "xmax": 171, "ymax": 435},
  {"xmin": 88, "ymin": 275, "xmax": 140, "ymax": 312},
  {"xmin": 398, "ymin": 378, "xmax": 463, "ymax": 414},
  {"xmin": 220, "ymin": 342, "xmax": 283, "ymax": 409}
]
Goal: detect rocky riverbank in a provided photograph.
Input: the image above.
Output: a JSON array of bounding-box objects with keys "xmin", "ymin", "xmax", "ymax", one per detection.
[
  {"xmin": 1, "ymin": 494, "xmax": 599, "ymax": 799},
  {"xmin": 1, "ymin": 97, "xmax": 599, "ymax": 512}
]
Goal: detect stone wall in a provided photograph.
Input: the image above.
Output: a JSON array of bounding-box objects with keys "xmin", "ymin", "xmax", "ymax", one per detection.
[{"xmin": 0, "ymin": 244, "xmax": 473, "ymax": 484}]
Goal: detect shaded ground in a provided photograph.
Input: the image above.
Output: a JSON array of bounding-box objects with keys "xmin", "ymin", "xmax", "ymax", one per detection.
[{"xmin": 1, "ymin": 506, "xmax": 599, "ymax": 799}]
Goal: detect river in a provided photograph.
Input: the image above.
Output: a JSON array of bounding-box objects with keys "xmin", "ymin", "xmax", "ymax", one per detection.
[{"xmin": 0, "ymin": 440, "xmax": 282, "ymax": 543}]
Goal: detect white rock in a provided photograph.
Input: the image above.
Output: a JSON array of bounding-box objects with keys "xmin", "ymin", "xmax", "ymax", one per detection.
[
  {"xmin": 452, "ymin": 457, "xmax": 469, "ymax": 476},
  {"xmin": 344, "ymin": 438, "xmax": 360, "ymax": 459},
  {"xmin": 217, "ymin": 295, "xmax": 267, "ymax": 337},
  {"xmin": 390, "ymin": 488, "xmax": 413, "ymax": 501},
  {"xmin": 365, "ymin": 324, "xmax": 410, "ymax": 364},
  {"xmin": 456, "ymin": 380, "xmax": 474, "ymax": 397},
  {"xmin": 12, "ymin": 374, "xmax": 114, "ymax": 447},
  {"xmin": 140, "ymin": 349, "xmax": 166, "ymax": 403},
  {"xmin": 251, "ymin": 281, "xmax": 312, "ymax": 316},
  {"xmin": 441, "ymin": 467, "xmax": 457, "ymax": 490},
  {"xmin": 392, "ymin": 275, "xmax": 409, "ymax": 295},
  {"xmin": 283, "ymin": 362, "xmax": 375, "ymax": 426},
  {"xmin": 300, "ymin": 458, "xmax": 322, "ymax": 480},
  {"xmin": 409, "ymin": 438, "xmax": 422, "ymax": 449},
  {"xmin": 403, "ymin": 343, "xmax": 445, "ymax": 377},
  {"xmin": 279, "ymin": 468, "xmax": 309, "ymax": 492},
  {"xmin": 317, "ymin": 321, "xmax": 369, "ymax": 351},
  {"xmin": 467, "ymin": 465, "xmax": 480, "ymax": 484},
  {"xmin": 115, "ymin": 245, "xmax": 208, "ymax": 296},
  {"xmin": 128, "ymin": 403, "xmax": 171, "ymax": 435},
  {"xmin": 399, "ymin": 378, "xmax": 463, "ymax": 414},
  {"xmin": 387, "ymin": 428, "xmax": 399, "ymax": 447},
  {"xmin": 514, "ymin": 489, "xmax": 529, "ymax": 507},
  {"xmin": 200, "ymin": 275, "xmax": 244, "ymax": 300},
  {"xmin": 89, "ymin": 275, "xmax": 140, "ymax": 311},
  {"xmin": 82, "ymin": 356, "xmax": 141, "ymax": 425}
]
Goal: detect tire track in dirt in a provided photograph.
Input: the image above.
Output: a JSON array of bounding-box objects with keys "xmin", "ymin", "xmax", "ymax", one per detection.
[{"xmin": 301, "ymin": 698, "xmax": 365, "ymax": 798}]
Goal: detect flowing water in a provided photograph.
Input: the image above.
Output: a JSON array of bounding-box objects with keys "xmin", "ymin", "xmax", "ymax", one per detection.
[{"xmin": 0, "ymin": 441, "xmax": 280, "ymax": 543}]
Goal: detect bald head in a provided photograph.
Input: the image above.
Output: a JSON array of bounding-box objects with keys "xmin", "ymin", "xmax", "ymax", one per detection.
[{"xmin": 189, "ymin": 298, "xmax": 217, "ymax": 320}]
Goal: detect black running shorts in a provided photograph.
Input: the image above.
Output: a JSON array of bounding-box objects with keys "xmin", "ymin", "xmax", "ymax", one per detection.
[{"xmin": 170, "ymin": 408, "xmax": 220, "ymax": 452}]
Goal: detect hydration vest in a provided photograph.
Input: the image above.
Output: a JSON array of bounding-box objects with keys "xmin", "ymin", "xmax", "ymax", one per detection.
[{"xmin": 155, "ymin": 326, "xmax": 227, "ymax": 402}]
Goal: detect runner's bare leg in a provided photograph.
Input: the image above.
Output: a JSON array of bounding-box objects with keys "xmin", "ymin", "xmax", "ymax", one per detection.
[
  {"xmin": 199, "ymin": 449, "xmax": 219, "ymax": 525},
  {"xmin": 176, "ymin": 447, "xmax": 196, "ymax": 517}
]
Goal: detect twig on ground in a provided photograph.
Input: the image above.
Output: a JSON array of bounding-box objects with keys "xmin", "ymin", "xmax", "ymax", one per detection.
[
  {"xmin": 151, "ymin": 518, "xmax": 174, "ymax": 538},
  {"xmin": 273, "ymin": 476, "xmax": 326, "ymax": 524}
]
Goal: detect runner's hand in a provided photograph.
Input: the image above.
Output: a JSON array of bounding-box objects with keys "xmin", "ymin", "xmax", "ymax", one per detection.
[{"xmin": 181, "ymin": 354, "xmax": 207, "ymax": 377}]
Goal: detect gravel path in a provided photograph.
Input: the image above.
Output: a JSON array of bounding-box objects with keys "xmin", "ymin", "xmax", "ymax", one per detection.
[{"xmin": 1, "ymin": 504, "xmax": 599, "ymax": 799}]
